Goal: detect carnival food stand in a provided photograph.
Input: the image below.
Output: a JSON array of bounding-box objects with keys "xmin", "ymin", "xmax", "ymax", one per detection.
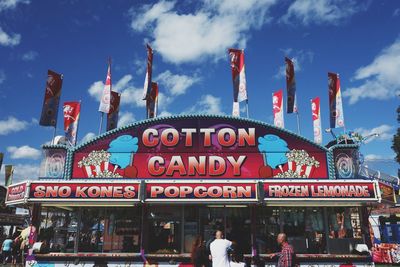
[{"xmin": 6, "ymin": 115, "xmax": 381, "ymax": 267}]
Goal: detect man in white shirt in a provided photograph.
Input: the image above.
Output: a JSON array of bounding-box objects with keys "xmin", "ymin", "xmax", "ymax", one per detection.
[{"xmin": 210, "ymin": 230, "xmax": 232, "ymax": 267}]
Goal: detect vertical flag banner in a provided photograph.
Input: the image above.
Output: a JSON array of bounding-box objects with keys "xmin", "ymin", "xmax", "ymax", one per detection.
[
  {"xmin": 229, "ymin": 48, "xmax": 247, "ymax": 103},
  {"xmin": 328, "ymin": 72, "xmax": 345, "ymax": 128},
  {"xmin": 0, "ymin": 152, "xmax": 3, "ymax": 172},
  {"xmin": 273, "ymin": 90, "xmax": 284, "ymax": 128},
  {"xmin": 39, "ymin": 70, "xmax": 63, "ymax": 127},
  {"xmin": 285, "ymin": 57, "xmax": 296, "ymax": 113},
  {"xmin": 146, "ymin": 82, "xmax": 159, "ymax": 119},
  {"xmin": 63, "ymin": 101, "xmax": 81, "ymax": 146},
  {"xmin": 5, "ymin": 165, "xmax": 14, "ymax": 186},
  {"xmin": 232, "ymin": 102, "xmax": 240, "ymax": 117},
  {"xmin": 142, "ymin": 44, "xmax": 153, "ymax": 100},
  {"xmin": 293, "ymin": 93, "xmax": 298, "ymax": 113},
  {"xmin": 99, "ymin": 64, "xmax": 111, "ymax": 113},
  {"xmin": 311, "ymin": 97, "xmax": 322, "ymax": 144},
  {"xmin": 107, "ymin": 91, "xmax": 121, "ymax": 131}
]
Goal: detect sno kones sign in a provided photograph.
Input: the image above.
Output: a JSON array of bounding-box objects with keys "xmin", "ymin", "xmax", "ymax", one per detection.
[{"xmin": 71, "ymin": 116, "xmax": 329, "ymax": 179}]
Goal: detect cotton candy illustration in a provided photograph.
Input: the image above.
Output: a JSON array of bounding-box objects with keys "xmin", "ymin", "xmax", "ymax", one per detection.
[
  {"xmin": 108, "ymin": 135, "xmax": 138, "ymax": 169},
  {"xmin": 258, "ymin": 134, "xmax": 289, "ymax": 169}
]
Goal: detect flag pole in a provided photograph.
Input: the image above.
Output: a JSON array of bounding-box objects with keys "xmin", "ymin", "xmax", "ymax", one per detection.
[
  {"xmin": 246, "ymin": 99, "xmax": 249, "ymax": 118},
  {"xmin": 98, "ymin": 113, "xmax": 103, "ymax": 135},
  {"xmin": 156, "ymin": 95, "xmax": 159, "ymax": 118},
  {"xmin": 296, "ymin": 111, "xmax": 301, "ymax": 135},
  {"xmin": 146, "ymin": 100, "xmax": 149, "ymax": 119},
  {"xmin": 51, "ymin": 126, "xmax": 57, "ymax": 145},
  {"xmin": 75, "ymin": 100, "xmax": 82, "ymax": 146},
  {"xmin": 98, "ymin": 57, "xmax": 112, "ymax": 135}
]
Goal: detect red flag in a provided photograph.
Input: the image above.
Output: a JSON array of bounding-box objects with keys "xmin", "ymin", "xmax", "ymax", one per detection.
[
  {"xmin": 273, "ymin": 90, "xmax": 284, "ymax": 128},
  {"xmin": 328, "ymin": 72, "xmax": 345, "ymax": 128},
  {"xmin": 142, "ymin": 44, "xmax": 153, "ymax": 100},
  {"xmin": 107, "ymin": 91, "xmax": 121, "ymax": 131},
  {"xmin": 39, "ymin": 70, "xmax": 63, "ymax": 127},
  {"xmin": 63, "ymin": 101, "xmax": 81, "ymax": 146},
  {"xmin": 311, "ymin": 97, "xmax": 322, "ymax": 144},
  {"xmin": 99, "ymin": 63, "xmax": 111, "ymax": 113},
  {"xmin": 285, "ymin": 57, "xmax": 296, "ymax": 113},
  {"xmin": 147, "ymin": 82, "xmax": 159, "ymax": 118},
  {"xmin": 229, "ymin": 48, "xmax": 247, "ymax": 103}
]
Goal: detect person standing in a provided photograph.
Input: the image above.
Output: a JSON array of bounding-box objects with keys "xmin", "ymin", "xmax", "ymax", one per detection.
[
  {"xmin": 1, "ymin": 235, "xmax": 13, "ymax": 264},
  {"xmin": 191, "ymin": 235, "xmax": 208, "ymax": 267},
  {"xmin": 270, "ymin": 233, "xmax": 296, "ymax": 267},
  {"xmin": 209, "ymin": 230, "xmax": 232, "ymax": 267}
]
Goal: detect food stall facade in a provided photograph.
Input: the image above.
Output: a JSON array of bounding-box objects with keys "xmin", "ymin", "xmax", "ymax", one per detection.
[{"xmin": 6, "ymin": 115, "xmax": 381, "ymax": 267}]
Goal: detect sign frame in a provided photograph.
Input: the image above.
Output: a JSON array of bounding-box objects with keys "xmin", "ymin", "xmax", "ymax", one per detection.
[
  {"xmin": 144, "ymin": 179, "xmax": 259, "ymax": 203},
  {"xmin": 263, "ymin": 179, "xmax": 379, "ymax": 202},
  {"xmin": 5, "ymin": 181, "xmax": 29, "ymax": 205},
  {"xmin": 27, "ymin": 180, "xmax": 141, "ymax": 204}
]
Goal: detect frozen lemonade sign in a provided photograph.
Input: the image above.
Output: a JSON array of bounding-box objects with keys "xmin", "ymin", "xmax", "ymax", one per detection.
[{"xmin": 72, "ymin": 117, "xmax": 329, "ymax": 179}]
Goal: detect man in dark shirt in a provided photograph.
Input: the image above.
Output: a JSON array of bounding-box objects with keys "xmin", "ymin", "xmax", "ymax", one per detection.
[{"xmin": 270, "ymin": 233, "xmax": 295, "ymax": 267}]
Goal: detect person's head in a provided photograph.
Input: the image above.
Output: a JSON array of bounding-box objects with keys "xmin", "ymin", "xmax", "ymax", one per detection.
[
  {"xmin": 277, "ymin": 233, "xmax": 287, "ymax": 245},
  {"xmin": 215, "ymin": 230, "xmax": 224, "ymax": 239},
  {"xmin": 193, "ymin": 235, "xmax": 203, "ymax": 248}
]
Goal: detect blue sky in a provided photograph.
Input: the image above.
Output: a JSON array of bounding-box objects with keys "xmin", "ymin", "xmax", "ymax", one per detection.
[{"xmin": 0, "ymin": 0, "xmax": 399, "ymax": 182}]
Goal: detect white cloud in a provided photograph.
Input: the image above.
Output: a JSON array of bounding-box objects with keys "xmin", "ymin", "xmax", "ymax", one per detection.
[
  {"xmin": 0, "ymin": 163, "xmax": 39, "ymax": 184},
  {"xmin": 118, "ymin": 111, "xmax": 135, "ymax": 126},
  {"xmin": 130, "ymin": 0, "xmax": 276, "ymax": 64},
  {"xmin": 184, "ymin": 94, "xmax": 224, "ymax": 115},
  {"xmin": 0, "ymin": 69, "xmax": 5, "ymax": 84},
  {"xmin": 0, "ymin": 0, "xmax": 30, "ymax": 12},
  {"xmin": 158, "ymin": 110, "xmax": 173, "ymax": 117},
  {"xmin": 88, "ymin": 74, "xmax": 175, "ymax": 111},
  {"xmin": 354, "ymin": 124, "xmax": 395, "ymax": 143},
  {"xmin": 87, "ymin": 81, "xmax": 104, "ymax": 101},
  {"xmin": 281, "ymin": 0, "xmax": 366, "ymax": 26},
  {"xmin": 88, "ymin": 75, "xmax": 146, "ymax": 107},
  {"xmin": 343, "ymin": 38, "xmax": 400, "ymax": 104},
  {"xmin": 6, "ymin": 145, "xmax": 41, "ymax": 160},
  {"xmin": 156, "ymin": 70, "xmax": 200, "ymax": 96},
  {"xmin": 364, "ymin": 154, "xmax": 395, "ymax": 161},
  {"xmin": 80, "ymin": 132, "xmax": 96, "ymax": 144},
  {"xmin": 274, "ymin": 49, "xmax": 314, "ymax": 78},
  {"xmin": 21, "ymin": 50, "xmax": 38, "ymax": 61},
  {"xmin": 0, "ymin": 27, "xmax": 21, "ymax": 46},
  {"xmin": 0, "ymin": 116, "xmax": 29, "ymax": 135},
  {"xmin": 393, "ymin": 8, "xmax": 400, "ymax": 17},
  {"xmin": 133, "ymin": 58, "xmax": 146, "ymax": 75}
]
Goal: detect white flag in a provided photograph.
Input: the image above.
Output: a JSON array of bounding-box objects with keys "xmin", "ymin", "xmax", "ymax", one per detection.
[
  {"xmin": 232, "ymin": 102, "xmax": 240, "ymax": 117},
  {"xmin": 99, "ymin": 65, "xmax": 111, "ymax": 113}
]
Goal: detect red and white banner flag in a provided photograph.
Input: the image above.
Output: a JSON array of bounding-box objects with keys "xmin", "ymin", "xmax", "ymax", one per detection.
[
  {"xmin": 293, "ymin": 93, "xmax": 298, "ymax": 113},
  {"xmin": 311, "ymin": 97, "xmax": 322, "ymax": 144},
  {"xmin": 142, "ymin": 44, "xmax": 153, "ymax": 100},
  {"xmin": 39, "ymin": 70, "xmax": 63, "ymax": 127},
  {"xmin": 99, "ymin": 64, "xmax": 111, "ymax": 113},
  {"xmin": 63, "ymin": 101, "xmax": 81, "ymax": 146},
  {"xmin": 229, "ymin": 48, "xmax": 247, "ymax": 103},
  {"xmin": 146, "ymin": 82, "xmax": 159, "ymax": 119},
  {"xmin": 285, "ymin": 57, "xmax": 296, "ymax": 114},
  {"xmin": 328, "ymin": 72, "xmax": 345, "ymax": 128},
  {"xmin": 107, "ymin": 91, "xmax": 121, "ymax": 131},
  {"xmin": 232, "ymin": 102, "xmax": 240, "ymax": 117},
  {"xmin": 273, "ymin": 89, "xmax": 284, "ymax": 128}
]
